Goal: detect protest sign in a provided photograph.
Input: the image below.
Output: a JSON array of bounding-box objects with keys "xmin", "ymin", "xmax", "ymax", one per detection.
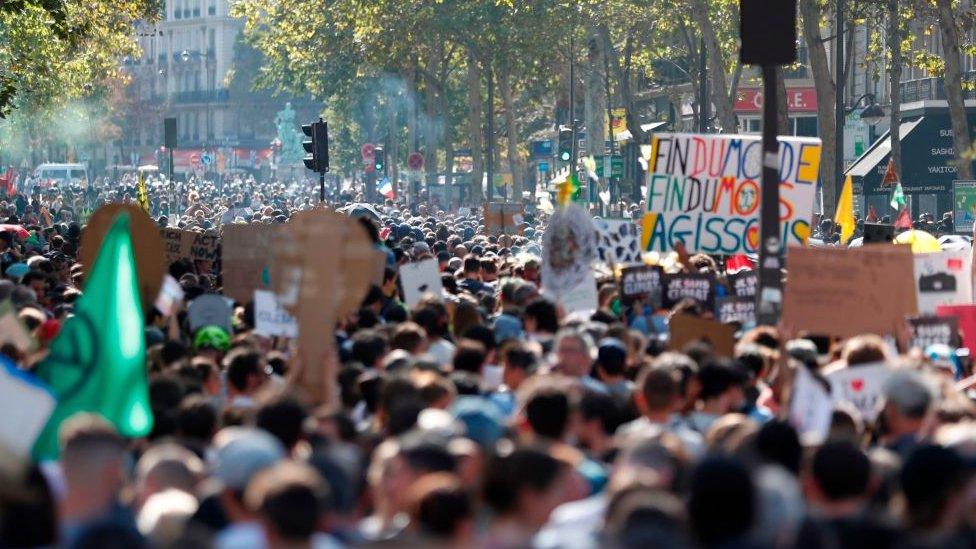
[
  {"xmin": 716, "ymin": 296, "xmax": 756, "ymax": 326},
  {"xmin": 789, "ymin": 365, "xmax": 834, "ymax": 445},
  {"xmin": 556, "ymin": 278, "xmax": 599, "ymax": 315},
  {"xmin": 254, "ymin": 290, "xmax": 299, "ymax": 338},
  {"xmin": 80, "ymin": 203, "xmax": 165, "ymax": 311},
  {"xmin": 907, "ymin": 315, "xmax": 959, "ymax": 350},
  {"xmin": 0, "ymin": 300, "xmax": 35, "ymax": 353},
  {"xmin": 399, "ymin": 259, "xmax": 443, "ymax": 308},
  {"xmin": 952, "ymin": 180, "xmax": 976, "ymax": 233},
  {"xmin": 662, "ymin": 272, "xmax": 716, "ymax": 310},
  {"xmin": 826, "ymin": 363, "xmax": 892, "ymax": 422},
  {"xmin": 913, "ymin": 250, "xmax": 972, "ymax": 314},
  {"xmin": 642, "ymin": 133, "xmax": 821, "ymax": 254},
  {"xmin": 222, "ymin": 223, "xmax": 279, "ymax": 304},
  {"xmin": 159, "ymin": 228, "xmax": 220, "ymax": 263},
  {"xmin": 0, "ymin": 357, "xmax": 55, "ymax": 459},
  {"xmin": 593, "ymin": 218, "xmax": 642, "ymax": 265},
  {"xmin": 483, "ymin": 202, "xmax": 525, "ymax": 236},
  {"xmin": 153, "ymin": 275, "xmax": 184, "ymax": 318},
  {"xmin": 669, "ymin": 314, "xmax": 735, "ymax": 356},
  {"xmin": 187, "ymin": 293, "xmax": 234, "ymax": 333},
  {"xmin": 619, "ymin": 265, "xmax": 663, "ymax": 307},
  {"xmin": 727, "ymin": 270, "xmax": 758, "ymax": 298},
  {"xmin": 542, "ymin": 203, "xmax": 598, "ymax": 295},
  {"xmin": 782, "ymin": 245, "xmax": 917, "ymax": 337},
  {"xmin": 936, "ymin": 304, "xmax": 976, "ymax": 355}
]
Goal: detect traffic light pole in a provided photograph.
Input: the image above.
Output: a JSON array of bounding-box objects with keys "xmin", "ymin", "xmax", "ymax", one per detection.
[
  {"xmin": 756, "ymin": 64, "xmax": 782, "ymax": 326},
  {"xmin": 319, "ymin": 172, "xmax": 325, "ymax": 203}
]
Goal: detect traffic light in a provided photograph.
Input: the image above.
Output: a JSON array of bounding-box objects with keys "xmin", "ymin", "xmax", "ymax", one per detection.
[
  {"xmin": 302, "ymin": 118, "xmax": 330, "ymax": 173},
  {"xmin": 557, "ymin": 125, "xmax": 573, "ymax": 162},
  {"xmin": 374, "ymin": 146, "xmax": 385, "ymax": 173}
]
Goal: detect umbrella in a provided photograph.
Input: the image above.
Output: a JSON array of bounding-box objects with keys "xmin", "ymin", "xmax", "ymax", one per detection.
[
  {"xmin": 341, "ymin": 203, "xmax": 382, "ymax": 222},
  {"xmin": 0, "ymin": 224, "xmax": 29, "ymax": 240},
  {"xmin": 894, "ymin": 229, "xmax": 942, "ymax": 253}
]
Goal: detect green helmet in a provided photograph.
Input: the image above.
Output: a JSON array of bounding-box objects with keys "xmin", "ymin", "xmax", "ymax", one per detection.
[{"xmin": 194, "ymin": 325, "xmax": 230, "ymax": 352}]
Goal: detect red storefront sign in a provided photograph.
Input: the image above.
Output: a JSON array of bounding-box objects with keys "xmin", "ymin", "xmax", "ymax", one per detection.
[{"xmin": 734, "ymin": 87, "xmax": 818, "ymax": 113}]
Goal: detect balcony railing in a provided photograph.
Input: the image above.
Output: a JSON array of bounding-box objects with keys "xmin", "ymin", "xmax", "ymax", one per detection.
[
  {"xmin": 160, "ymin": 89, "xmax": 230, "ymax": 103},
  {"xmin": 900, "ymin": 72, "xmax": 976, "ymax": 102}
]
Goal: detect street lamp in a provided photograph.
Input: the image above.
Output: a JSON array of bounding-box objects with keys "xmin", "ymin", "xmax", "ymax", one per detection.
[
  {"xmin": 180, "ymin": 49, "xmax": 191, "ymax": 62},
  {"xmin": 848, "ymin": 93, "xmax": 885, "ymax": 149}
]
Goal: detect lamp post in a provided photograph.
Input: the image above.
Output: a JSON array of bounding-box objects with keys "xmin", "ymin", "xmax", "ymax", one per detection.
[{"xmin": 849, "ymin": 93, "xmax": 885, "ymax": 146}]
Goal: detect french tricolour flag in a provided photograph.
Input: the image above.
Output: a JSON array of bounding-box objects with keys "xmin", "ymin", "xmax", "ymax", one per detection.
[{"xmin": 379, "ymin": 177, "xmax": 395, "ymax": 199}]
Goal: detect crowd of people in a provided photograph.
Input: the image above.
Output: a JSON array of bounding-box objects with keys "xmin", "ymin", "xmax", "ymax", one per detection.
[{"xmin": 1, "ymin": 171, "xmax": 976, "ymax": 549}]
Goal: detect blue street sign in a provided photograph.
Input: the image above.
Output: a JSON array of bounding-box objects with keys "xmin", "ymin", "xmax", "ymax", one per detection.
[
  {"xmin": 539, "ymin": 161, "xmax": 550, "ymax": 172},
  {"xmin": 530, "ymin": 140, "xmax": 553, "ymax": 159}
]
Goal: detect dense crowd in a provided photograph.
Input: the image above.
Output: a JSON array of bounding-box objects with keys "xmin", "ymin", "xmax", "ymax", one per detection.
[{"xmin": 1, "ymin": 172, "xmax": 976, "ymax": 549}]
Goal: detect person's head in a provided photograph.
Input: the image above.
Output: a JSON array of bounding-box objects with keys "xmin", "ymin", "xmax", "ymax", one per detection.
[
  {"xmin": 502, "ymin": 342, "xmax": 538, "ymax": 390},
  {"xmin": 391, "ymin": 321, "xmax": 428, "ymax": 355},
  {"xmin": 256, "ymin": 393, "xmax": 309, "ymax": 452},
  {"xmin": 245, "ymin": 461, "xmax": 332, "ymax": 546},
  {"xmin": 60, "ymin": 415, "xmax": 127, "ymax": 512},
  {"xmin": 350, "ymin": 329, "xmax": 390, "ymax": 368},
  {"xmin": 134, "ymin": 443, "xmax": 205, "ymax": 509},
  {"xmin": 462, "ymin": 254, "xmax": 482, "ymax": 278},
  {"xmin": 604, "ymin": 486, "xmax": 689, "ymax": 548},
  {"xmin": 696, "ymin": 358, "xmax": 749, "ymax": 414},
  {"xmin": 176, "ymin": 393, "xmax": 218, "ymax": 444},
  {"xmin": 637, "ymin": 364, "xmax": 682, "ymax": 418},
  {"xmin": 482, "ymin": 447, "xmax": 571, "ymax": 530},
  {"xmin": 901, "ymin": 444, "xmax": 973, "ymax": 532},
  {"xmin": 524, "ymin": 298, "xmax": 559, "ymax": 334},
  {"xmin": 881, "ymin": 370, "xmax": 935, "ymax": 440},
  {"xmin": 595, "ymin": 337, "xmax": 628, "ymax": 381},
  {"xmin": 405, "ymin": 473, "xmax": 474, "ymax": 544},
  {"xmin": 519, "ymin": 376, "xmax": 575, "ymax": 442},
  {"xmin": 453, "ymin": 339, "xmax": 487, "ymax": 375},
  {"xmin": 224, "ymin": 347, "xmax": 267, "ymax": 397},
  {"xmin": 554, "ymin": 328, "xmax": 595, "ymax": 377},
  {"xmin": 841, "ymin": 334, "xmax": 890, "ymax": 366},
  {"xmin": 688, "ymin": 456, "xmax": 755, "ymax": 546},
  {"xmin": 804, "ymin": 440, "xmax": 870, "ymax": 513}
]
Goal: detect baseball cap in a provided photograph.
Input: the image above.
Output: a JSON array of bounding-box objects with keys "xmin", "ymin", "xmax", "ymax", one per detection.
[{"xmin": 211, "ymin": 427, "xmax": 286, "ymax": 491}]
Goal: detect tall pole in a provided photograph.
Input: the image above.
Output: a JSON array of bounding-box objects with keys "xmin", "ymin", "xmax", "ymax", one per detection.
[
  {"xmin": 757, "ymin": 64, "xmax": 782, "ymax": 326},
  {"xmin": 487, "ymin": 60, "xmax": 495, "ymax": 203},
  {"xmin": 834, "ymin": 0, "xmax": 845, "ymax": 200},
  {"xmin": 699, "ymin": 37, "xmax": 709, "ymax": 133},
  {"xmin": 569, "ymin": 33, "xmax": 577, "ymax": 172}
]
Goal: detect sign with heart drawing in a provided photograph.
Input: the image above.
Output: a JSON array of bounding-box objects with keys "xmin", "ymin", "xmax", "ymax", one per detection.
[{"xmin": 826, "ymin": 363, "xmax": 893, "ymax": 422}]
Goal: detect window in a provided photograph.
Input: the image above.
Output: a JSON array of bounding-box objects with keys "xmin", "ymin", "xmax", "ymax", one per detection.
[{"xmin": 795, "ymin": 116, "xmax": 818, "ymax": 137}]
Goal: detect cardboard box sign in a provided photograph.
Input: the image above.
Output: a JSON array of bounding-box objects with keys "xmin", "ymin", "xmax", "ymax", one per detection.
[
  {"xmin": 483, "ymin": 202, "xmax": 525, "ymax": 236},
  {"xmin": 668, "ymin": 314, "xmax": 736, "ymax": 357},
  {"xmin": 222, "ymin": 223, "xmax": 279, "ymax": 304},
  {"xmin": 159, "ymin": 228, "xmax": 220, "ymax": 263}
]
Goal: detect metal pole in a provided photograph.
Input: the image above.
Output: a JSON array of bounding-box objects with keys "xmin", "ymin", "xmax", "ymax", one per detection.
[
  {"xmin": 487, "ymin": 60, "xmax": 495, "ymax": 203},
  {"xmin": 169, "ymin": 148, "xmax": 174, "ymax": 184},
  {"xmin": 319, "ymin": 172, "xmax": 325, "ymax": 203},
  {"xmin": 835, "ymin": 0, "xmax": 845, "ymax": 203},
  {"xmin": 757, "ymin": 64, "xmax": 782, "ymax": 326}
]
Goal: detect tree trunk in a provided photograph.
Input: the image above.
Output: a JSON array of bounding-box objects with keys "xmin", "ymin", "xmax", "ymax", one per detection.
[
  {"xmin": 800, "ymin": 0, "xmax": 838, "ymax": 214},
  {"xmin": 438, "ymin": 71, "xmax": 454, "ymax": 188},
  {"xmin": 424, "ymin": 65, "xmax": 439, "ymax": 189},
  {"xmin": 776, "ymin": 66, "xmax": 790, "ymax": 136},
  {"xmin": 465, "ymin": 48, "xmax": 484, "ymax": 204},
  {"xmin": 937, "ymin": 0, "xmax": 974, "ymax": 180},
  {"xmin": 585, "ymin": 30, "xmax": 608, "ymax": 159},
  {"xmin": 689, "ymin": 0, "xmax": 737, "ymax": 132},
  {"xmin": 405, "ymin": 64, "xmax": 419, "ymax": 205},
  {"xmin": 887, "ymin": 0, "xmax": 903, "ymax": 183},
  {"xmin": 386, "ymin": 98, "xmax": 399, "ymax": 193},
  {"xmin": 498, "ymin": 63, "xmax": 522, "ymax": 201}
]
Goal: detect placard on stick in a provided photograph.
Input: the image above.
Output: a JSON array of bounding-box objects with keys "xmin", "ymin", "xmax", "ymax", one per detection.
[
  {"xmin": 80, "ymin": 203, "xmax": 165, "ymax": 312},
  {"xmin": 399, "ymin": 259, "xmax": 443, "ymax": 308},
  {"xmin": 619, "ymin": 265, "xmax": 663, "ymax": 307},
  {"xmin": 159, "ymin": 228, "xmax": 220, "ymax": 263},
  {"xmin": 483, "ymin": 202, "xmax": 525, "ymax": 236},
  {"xmin": 662, "ymin": 272, "xmax": 716, "ymax": 310},
  {"xmin": 782, "ymin": 245, "xmax": 917, "ymax": 337},
  {"xmin": 222, "ymin": 223, "xmax": 279, "ymax": 304}
]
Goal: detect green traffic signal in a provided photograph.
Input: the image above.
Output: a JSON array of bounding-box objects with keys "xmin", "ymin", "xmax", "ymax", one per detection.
[{"xmin": 560, "ymin": 151, "xmax": 571, "ymax": 162}]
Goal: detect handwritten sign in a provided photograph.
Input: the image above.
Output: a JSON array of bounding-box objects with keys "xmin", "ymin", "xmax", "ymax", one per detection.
[
  {"xmin": 727, "ymin": 270, "xmax": 758, "ymax": 298},
  {"xmin": 254, "ymin": 290, "xmax": 299, "ymax": 338},
  {"xmin": 160, "ymin": 228, "xmax": 220, "ymax": 263},
  {"xmin": 914, "ymin": 250, "xmax": 972, "ymax": 314},
  {"xmin": 907, "ymin": 315, "xmax": 959, "ymax": 350},
  {"xmin": 716, "ymin": 296, "xmax": 756, "ymax": 326},
  {"xmin": 222, "ymin": 223, "xmax": 279, "ymax": 304},
  {"xmin": 642, "ymin": 133, "xmax": 821, "ymax": 254},
  {"xmin": 619, "ymin": 265, "xmax": 663, "ymax": 307},
  {"xmin": 594, "ymin": 219, "xmax": 642, "ymax": 265},
  {"xmin": 827, "ymin": 363, "xmax": 892, "ymax": 422},
  {"xmin": 782, "ymin": 245, "xmax": 917, "ymax": 337},
  {"xmin": 789, "ymin": 365, "xmax": 834, "ymax": 445},
  {"xmin": 662, "ymin": 272, "xmax": 716, "ymax": 310}
]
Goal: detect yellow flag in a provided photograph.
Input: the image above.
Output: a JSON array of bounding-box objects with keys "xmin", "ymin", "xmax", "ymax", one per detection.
[
  {"xmin": 834, "ymin": 175, "xmax": 855, "ymax": 245},
  {"xmin": 137, "ymin": 171, "xmax": 150, "ymax": 214}
]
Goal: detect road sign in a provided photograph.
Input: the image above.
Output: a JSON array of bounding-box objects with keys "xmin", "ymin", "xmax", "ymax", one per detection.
[
  {"xmin": 408, "ymin": 152, "xmax": 424, "ymax": 171},
  {"xmin": 539, "ymin": 161, "xmax": 550, "ymax": 172},
  {"xmin": 531, "ymin": 140, "xmax": 553, "ymax": 159},
  {"xmin": 361, "ymin": 143, "xmax": 376, "ymax": 161},
  {"xmin": 190, "ymin": 153, "xmax": 201, "ymax": 167},
  {"xmin": 201, "ymin": 153, "xmax": 214, "ymax": 166},
  {"xmin": 611, "ymin": 155, "xmax": 624, "ymax": 178}
]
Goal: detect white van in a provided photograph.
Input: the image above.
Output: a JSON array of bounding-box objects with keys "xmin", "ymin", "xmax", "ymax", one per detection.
[{"xmin": 33, "ymin": 163, "xmax": 89, "ymax": 188}]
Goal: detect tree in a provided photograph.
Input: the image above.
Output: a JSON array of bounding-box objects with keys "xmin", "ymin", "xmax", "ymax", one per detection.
[
  {"xmin": 935, "ymin": 0, "xmax": 973, "ymax": 180},
  {"xmin": 800, "ymin": 0, "xmax": 839, "ymax": 214}
]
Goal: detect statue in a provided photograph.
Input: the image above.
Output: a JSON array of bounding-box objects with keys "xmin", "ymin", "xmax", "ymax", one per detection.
[{"xmin": 274, "ymin": 102, "xmax": 305, "ymax": 165}]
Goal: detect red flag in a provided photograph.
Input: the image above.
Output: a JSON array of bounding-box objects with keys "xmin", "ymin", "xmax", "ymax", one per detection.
[
  {"xmin": 866, "ymin": 205, "xmax": 879, "ymax": 222},
  {"xmin": 726, "ymin": 254, "xmax": 753, "ymax": 273},
  {"xmin": 894, "ymin": 208, "xmax": 912, "ymax": 230},
  {"xmin": 881, "ymin": 158, "xmax": 898, "ymax": 188},
  {"xmin": 0, "ymin": 168, "xmax": 13, "ymax": 197}
]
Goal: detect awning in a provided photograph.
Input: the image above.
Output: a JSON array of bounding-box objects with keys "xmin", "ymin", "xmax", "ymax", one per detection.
[
  {"xmin": 640, "ymin": 121, "xmax": 668, "ymax": 133},
  {"xmin": 846, "ymin": 117, "xmax": 925, "ymax": 177}
]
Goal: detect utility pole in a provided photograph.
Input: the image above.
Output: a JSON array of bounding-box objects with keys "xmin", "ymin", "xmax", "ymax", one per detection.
[{"xmin": 569, "ymin": 31, "xmax": 578, "ymax": 173}]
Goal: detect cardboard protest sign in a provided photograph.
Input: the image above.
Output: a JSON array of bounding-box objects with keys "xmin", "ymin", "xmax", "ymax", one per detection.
[
  {"xmin": 187, "ymin": 293, "xmax": 234, "ymax": 333},
  {"xmin": 619, "ymin": 265, "xmax": 663, "ymax": 307},
  {"xmin": 153, "ymin": 275, "xmax": 184, "ymax": 318},
  {"xmin": 716, "ymin": 296, "xmax": 756, "ymax": 326},
  {"xmin": 789, "ymin": 365, "xmax": 834, "ymax": 445},
  {"xmin": 782, "ymin": 245, "xmax": 917, "ymax": 337},
  {"xmin": 253, "ymin": 290, "xmax": 298, "ymax": 338},
  {"xmin": 399, "ymin": 259, "xmax": 443, "ymax": 307},
  {"xmin": 936, "ymin": 304, "xmax": 976, "ymax": 354},
  {"xmin": 727, "ymin": 270, "xmax": 758, "ymax": 298},
  {"xmin": 80, "ymin": 203, "xmax": 165, "ymax": 312},
  {"xmin": 0, "ymin": 300, "xmax": 35, "ymax": 353},
  {"xmin": 271, "ymin": 209, "xmax": 385, "ymax": 404},
  {"xmin": 159, "ymin": 228, "xmax": 220, "ymax": 263},
  {"xmin": 593, "ymin": 218, "xmax": 642, "ymax": 265},
  {"xmin": 542, "ymin": 203, "xmax": 598, "ymax": 295},
  {"xmin": 668, "ymin": 314, "xmax": 736, "ymax": 356},
  {"xmin": 483, "ymin": 202, "xmax": 525, "ymax": 236},
  {"xmin": 642, "ymin": 133, "xmax": 821, "ymax": 254},
  {"xmin": 0, "ymin": 357, "xmax": 55, "ymax": 458},
  {"xmin": 222, "ymin": 223, "xmax": 279, "ymax": 304},
  {"xmin": 914, "ymin": 250, "xmax": 973, "ymax": 314},
  {"xmin": 662, "ymin": 272, "xmax": 716, "ymax": 310},
  {"xmin": 907, "ymin": 315, "xmax": 959, "ymax": 350},
  {"xmin": 826, "ymin": 363, "xmax": 892, "ymax": 422}
]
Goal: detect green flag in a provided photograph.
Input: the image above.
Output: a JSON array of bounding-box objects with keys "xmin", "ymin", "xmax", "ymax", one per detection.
[
  {"xmin": 32, "ymin": 213, "xmax": 152, "ymax": 460},
  {"xmin": 890, "ymin": 181, "xmax": 907, "ymax": 210}
]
